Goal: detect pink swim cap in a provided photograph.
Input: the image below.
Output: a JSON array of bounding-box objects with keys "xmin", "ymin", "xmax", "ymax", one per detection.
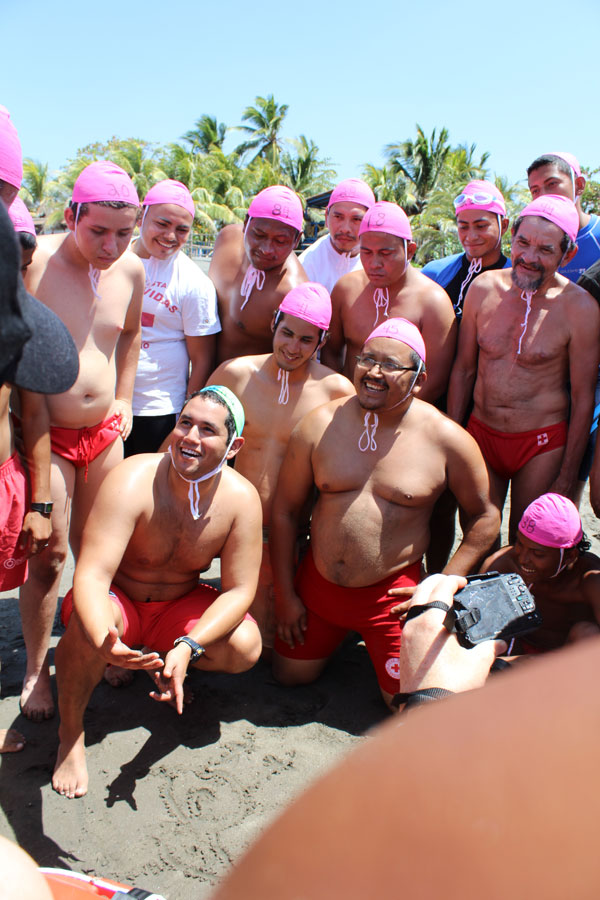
[
  {"xmin": 454, "ymin": 180, "xmax": 506, "ymax": 217},
  {"xmin": 0, "ymin": 106, "xmax": 23, "ymax": 189},
  {"xmin": 358, "ymin": 201, "xmax": 412, "ymax": 241},
  {"xmin": 278, "ymin": 282, "xmax": 332, "ymax": 330},
  {"xmin": 143, "ymin": 179, "xmax": 195, "ymax": 218},
  {"xmin": 365, "ymin": 317, "xmax": 426, "ymax": 363},
  {"xmin": 247, "ymin": 186, "xmax": 303, "ymax": 233},
  {"xmin": 547, "ymin": 151, "xmax": 581, "ymax": 179},
  {"xmin": 519, "ymin": 194, "xmax": 579, "ymax": 243},
  {"xmin": 8, "ymin": 197, "xmax": 35, "ymax": 236},
  {"xmin": 327, "ymin": 179, "xmax": 375, "ymax": 211},
  {"xmin": 518, "ymin": 493, "xmax": 582, "ymax": 548},
  {"xmin": 72, "ymin": 161, "xmax": 140, "ymax": 207}
]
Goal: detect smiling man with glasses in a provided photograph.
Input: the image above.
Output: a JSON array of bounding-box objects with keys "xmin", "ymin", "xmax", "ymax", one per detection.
[{"xmin": 270, "ymin": 317, "xmax": 498, "ymax": 709}]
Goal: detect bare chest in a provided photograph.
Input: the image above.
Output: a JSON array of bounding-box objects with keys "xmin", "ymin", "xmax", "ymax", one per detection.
[
  {"xmin": 343, "ymin": 288, "xmax": 423, "ymax": 350},
  {"xmin": 478, "ymin": 298, "xmax": 568, "ymax": 365}
]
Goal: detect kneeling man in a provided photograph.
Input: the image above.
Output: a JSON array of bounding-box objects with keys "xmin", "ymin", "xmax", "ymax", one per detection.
[
  {"xmin": 271, "ymin": 318, "xmax": 498, "ymax": 707},
  {"xmin": 52, "ymin": 387, "xmax": 262, "ymax": 798}
]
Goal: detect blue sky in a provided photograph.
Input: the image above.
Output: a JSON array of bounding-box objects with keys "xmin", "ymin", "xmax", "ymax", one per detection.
[{"xmin": 3, "ymin": 0, "xmax": 599, "ymax": 191}]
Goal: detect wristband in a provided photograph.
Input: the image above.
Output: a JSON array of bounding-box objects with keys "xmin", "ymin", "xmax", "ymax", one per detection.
[
  {"xmin": 392, "ymin": 687, "xmax": 454, "ymax": 710},
  {"xmin": 173, "ymin": 636, "xmax": 205, "ymax": 663},
  {"xmin": 30, "ymin": 501, "xmax": 53, "ymax": 517}
]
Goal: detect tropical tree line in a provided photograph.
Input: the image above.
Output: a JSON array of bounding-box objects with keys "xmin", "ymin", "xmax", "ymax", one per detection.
[{"xmin": 18, "ymin": 96, "xmax": 600, "ymax": 266}]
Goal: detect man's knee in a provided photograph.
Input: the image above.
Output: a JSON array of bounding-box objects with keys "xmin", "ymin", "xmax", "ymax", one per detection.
[
  {"xmin": 568, "ymin": 621, "xmax": 600, "ymax": 643},
  {"xmin": 26, "ymin": 541, "xmax": 68, "ymax": 582},
  {"xmin": 271, "ymin": 652, "xmax": 325, "ymax": 686},
  {"xmin": 222, "ymin": 619, "xmax": 262, "ymax": 673}
]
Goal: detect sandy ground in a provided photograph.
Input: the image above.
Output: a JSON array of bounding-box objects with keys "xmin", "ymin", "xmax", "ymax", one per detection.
[{"xmin": 1, "ymin": 498, "xmax": 599, "ymax": 899}]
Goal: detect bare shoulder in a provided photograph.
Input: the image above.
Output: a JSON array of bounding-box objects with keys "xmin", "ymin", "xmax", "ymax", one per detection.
[
  {"xmin": 562, "ymin": 279, "xmax": 600, "ymax": 319},
  {"xmin": 480, "ymin": 546, "xmax": 514, "ymax": 574},
  {"xmin": 472, "ymin": 268, "xmax": 509, "ymax": 298},
  {"xmin": 213, "ymin": 224, "xmax": 244, "ymax": 253},
  {"xmin": 331, "ymin": 269, "xmax": 368, "ymax": 303},
  {"xmin": 116, "ymin": 248, "xmax": 145, "ymax": 281},
  {"xmin": 208, "ymin": 354, "xmax": 266, "ymax": 391},
  {"xmin": 282, "ymin": 252, "xmax": 308, "ymax": 288},
  {"xmin": 413, "ymin": 269, "xmax": 454, "ymax": 306},
  {"xmin": 220, "ymin": 465, "xmax": 262, "ymax": 514},
  {"xmin": 24, "ymin": 233, "xmax": 65, "ymax": 290},
  {"xmin": 96, "ymin": 453, "xmax": 162, "ymax": 514},
  {"xmin": 308, "ymin": 361, "xmax": 354, "ymax": 396},
  {"xmin": 296, "ymin": 394, "xmax": 353, "ymax": 440},
  {"xmin": 413, "ymin": 400, "xmax": 479, "ymax": 453}
]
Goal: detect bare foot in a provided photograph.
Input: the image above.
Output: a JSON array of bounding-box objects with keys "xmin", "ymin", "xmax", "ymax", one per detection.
[
  {"xmin": 0, "ymin": 729, "xmax": 25, "ymax": 753},
  {"xmin": 52, "ymin": 735, "xmax": 88, "ymax": 799},
  {"xmin": 20, "ymin": 670, "xmax": 54, "ymax": 721},
  {"xmin": 103, "ymin": 664, "xmax": 134, "ymax": 688}
]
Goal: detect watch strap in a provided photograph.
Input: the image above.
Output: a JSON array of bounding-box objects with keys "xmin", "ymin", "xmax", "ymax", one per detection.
[
  {"xmin": 30, "ymin": 501, "xmax": 53, "ymax": 517},
  {"xmin": 392, "ymin": 687, "xmax": 454, "ymax": 710},
  {"xmin": 173, "ymin": 635, "xmax": 205, "ymax": 662}
]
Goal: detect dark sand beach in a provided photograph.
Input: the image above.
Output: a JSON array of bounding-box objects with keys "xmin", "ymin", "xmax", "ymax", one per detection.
[{"xmin": 2, "ymin": 500, "xmax": 599, "ymax": 899}]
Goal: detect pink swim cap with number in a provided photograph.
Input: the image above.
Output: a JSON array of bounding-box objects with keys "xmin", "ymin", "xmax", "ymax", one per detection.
[
  {"xmin": 247, "ymin": 185, "xmax": 303, "ymax": 232},
  {"xmin": 455, "ymin": 180, "xmax": 506, "ymax": 217},
  {"xmin": 359, "ymin": 201, "xmax": 412, "ymax": 241},
  {"xmin": 365, "ymin": 317, "xmax": 426, "ymax": 363},
  {"xmin": 0, "ymin": 105, "xmax": 23, "ymax": 189},
  {"xmin": 143, "ymin": 179, "xmax": 195, "ymax": 218},
  {"xmin": 8, "ymin": 197, "xmax": 36, "ymax": 236},
  {"xmin": 547, "ymin": 151, "xmax": 581, "ymax": 179},
  {"xmin": 278, "ymin": 282, "xmax": 332, "ymax": 330},
  {"xmin": 72, "ymin": 161, "xmax": 140, "ymax": 206},
  {"xmin": 327, "ymin": 179, "xmax": 375, "ymax": 211},
  {"xmin": 519, "ymin": 194, "xmax": 579, "ymax": 243},
  {"xmin": 518, "ymin": 493, "xmax": 582, "ymax": 548}
]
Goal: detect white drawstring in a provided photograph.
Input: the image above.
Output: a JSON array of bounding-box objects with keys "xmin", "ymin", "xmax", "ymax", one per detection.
[
  {"xmin": 277, "ymin": 368, "xmax": 289, "ymax": 405},
  {"xmin": 516, "ymin": 291, "xmax": 533, "ymax": 355},
  {"xmin": 358, "ymin": 412, "xmax": 378, "ymax": 451},
  {"xmin": 240, "ymin": 265, "xmax": 265, "ymax": 309}
]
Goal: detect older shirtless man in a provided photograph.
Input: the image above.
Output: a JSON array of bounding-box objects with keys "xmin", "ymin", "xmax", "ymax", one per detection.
[
  {"xmin": 298, "ymin": 179, "xmax": 375, "ymax": 292},
  {"xmin": 210, "ymin": 185, "xmax": 307, "ymax": 363},
  {"xmin": 19, "ymin": 161, "xmax": 144, "ymax": 719},
  {"xmin": 321, "ymin": 201, "xmax": 456, "ymax": 403},
  {"xmin": 271, "ymin": 318, "xmax": 498, "ymax": 706},
  {"xmin": 482, "ymin": 493, "xmax": 600, "ymax": 651},
  {"xmin": 207, "ymin": 282, "xmax": 353, "ymax": 648},
  {"xmin": 52, "ymin": 387, "xmax": 262, "ymax": 798},
  {"xmin": 448, "ymin": 194, "xmax": 600, "ymax": 539}
]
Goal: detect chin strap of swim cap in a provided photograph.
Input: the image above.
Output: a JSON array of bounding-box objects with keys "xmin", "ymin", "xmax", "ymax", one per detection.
[
  {"xmin": 455, "ymin": 256, "xmax": 482, "ymax": 318},
  {"xmin": 358, "ymin": 412, "xmax": 379, "ymax": 451},
  {"xmin": 240, "ymin": 265, "xmax": 266, "ymax": 310},
  {"xmin": 373, "ymin": 288, "xmax": 390, "ymax": 327},
  {"xmin": 168, "ymin": 437, "xmax": 236, "ymax": 519},
  {"xmin": 387, "ymin": 359, "xmax": 424, "ymax": 410},
  {"xmin": 73, "ymin": 204, "xmax": 102, "ymax": 301},
  {"xmin": 516, "ymin": 290, "xmax": 534, "ymax": 355},
  {"xmin": 277, "ymin": 367, "xmax": 290, "ymax": 405},
  {"xmin": 552, "ymin": 548, "xmax": 567, "ymax": 578}
]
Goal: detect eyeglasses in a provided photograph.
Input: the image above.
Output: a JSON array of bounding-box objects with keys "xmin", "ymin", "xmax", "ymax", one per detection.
[
  {"xmin": 355, "ymin": 355, "xmax": 417, "ymax": 374},
  {"xmin": 454, "ymin": 191, "xmax": 500, "ymax": 208}
]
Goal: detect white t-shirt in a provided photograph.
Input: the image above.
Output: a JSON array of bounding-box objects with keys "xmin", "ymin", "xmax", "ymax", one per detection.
[
  {"xmin": 133, "ymin": 251, "xmax": 221, "ymax": 416},
  {"xmin": 299, "ymin": 234, "xmax": 363, "ymax": 293}
]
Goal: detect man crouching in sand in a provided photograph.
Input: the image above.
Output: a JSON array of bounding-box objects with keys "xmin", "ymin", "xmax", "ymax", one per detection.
[{"xmin": 52, "ymin": 387, "xmax": 262, "ymax": 798}]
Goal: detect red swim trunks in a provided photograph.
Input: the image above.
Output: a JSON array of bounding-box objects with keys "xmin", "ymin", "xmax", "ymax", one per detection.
[
  {"xmin": 61, "ymin": 582, "xmax": 255, "ymax": 654},
  {"xmin": 0, "ymin": 452, "xmax": 29, "ymax": 590},
  {"xmin": 467, "ymin": 415, "xmax": 567, "ymax": 479},
  {"xmin": 50, "ymin": 413, "xmax": 122, "ymax": 479},
  {"xmin": 274, "ymin": 548, "xmax": 423, "ymax": 695}
]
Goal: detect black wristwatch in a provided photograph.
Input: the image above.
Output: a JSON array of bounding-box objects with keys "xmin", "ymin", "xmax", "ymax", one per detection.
[
  {"xmin": 30, "ymin": 502, "xmax": 53, "ymax": 518},
  {"xmin": 392, "ymin": 687, "xmax": 455, "ymax": 710},
  {"xmin": 173, "ymin": 636, "xmax": 206, "ymax": 663}
]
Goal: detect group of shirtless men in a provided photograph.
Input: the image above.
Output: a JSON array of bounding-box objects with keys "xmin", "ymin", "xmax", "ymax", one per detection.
[{"xmin": 2, "ymin": 103, "xmax": 600, "ymax": 799}]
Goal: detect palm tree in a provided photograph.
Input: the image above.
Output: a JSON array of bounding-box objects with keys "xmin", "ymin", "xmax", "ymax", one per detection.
[
  {"xmin": 362, "ymin": 164, "xmax": 408, "ymax": 204},
  {"xmin": 20, "ymin": 159, "xmax": 49, "ymax": 211},
  {"xmin": 385, "ymin": 125, "xmax": 451, "ymax": 214},
  {"xmin": 234, "ymin": 94, "xmax": 289, "ymax": 168},
  {"xmin": 280, "ymin": 136, "xmax": 336, "ymax": 198},
  {"xmin": 182, "ymin": 115, "xmax": 228, "ymax": 155}
]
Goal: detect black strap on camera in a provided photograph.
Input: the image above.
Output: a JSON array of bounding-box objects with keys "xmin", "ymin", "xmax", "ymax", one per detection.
[{"xmin": 404, "ymin": 600, "xmax": 450, "ymax": 621}]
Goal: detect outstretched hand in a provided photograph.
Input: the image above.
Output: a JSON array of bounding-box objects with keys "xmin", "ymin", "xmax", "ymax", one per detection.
[{"xmin": 99, "ymin": 626, "xmax": 163, "ymax": 672}]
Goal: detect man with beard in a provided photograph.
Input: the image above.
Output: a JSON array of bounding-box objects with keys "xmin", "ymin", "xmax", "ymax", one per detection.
[
  {"xmin": 209, "ymin": 185, "xmax": 308, "ymax": 364},
  {"xmin": 298, "ymin": 179, "xmax": 375, "ymax": 292},
  {"xmin": 270, "ymin": 318, "xmax": 498, "ymax": 707},
  {"xmin": 448, "ymin": 195, "xmax": 600, "ymax": 539},
  {"xmin": 207, "ymin": 282, "xmax": 353, "ymax": 651}
]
